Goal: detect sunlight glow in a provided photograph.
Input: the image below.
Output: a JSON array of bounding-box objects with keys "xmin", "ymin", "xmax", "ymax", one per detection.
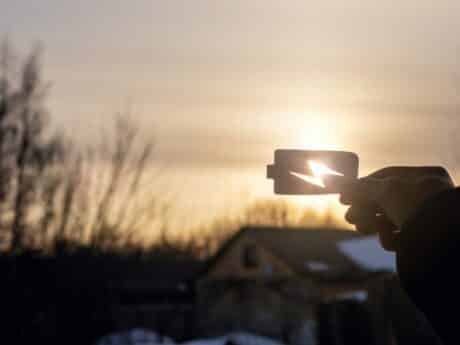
[
  {"xmin": 290, "ymin": 112, "xmax": 342, "ymax": 150},
  {"xmin": 290, "ymin": 171, "xmax": 325, "ymax": 188},
  {"xmin": 287, "ymin": 161, "xmax": 348, "ymax": 227},
  {"xmin": 308, "ymin": 160, "xmax": 343, "ymax": 178},
  {"xmin": 290, "ymin": 160, "xmax": 343, "ymax": 188}
]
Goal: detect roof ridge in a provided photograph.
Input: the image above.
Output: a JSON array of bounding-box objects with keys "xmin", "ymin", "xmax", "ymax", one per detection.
[{"xmin": 195, "ymin": 226, "xmax": 366, "ymax": 281}]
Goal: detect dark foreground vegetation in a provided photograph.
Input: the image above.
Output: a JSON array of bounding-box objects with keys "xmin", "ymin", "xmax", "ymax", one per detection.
[{"xmin": 1, "ymin": 248, "xmax": 202, "ymax": 344}]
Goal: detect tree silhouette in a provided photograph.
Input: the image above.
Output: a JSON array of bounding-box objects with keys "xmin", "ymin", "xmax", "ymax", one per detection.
[{"xmin": 0, "ymin": 41, "xmax": 64, "ymax": 251}]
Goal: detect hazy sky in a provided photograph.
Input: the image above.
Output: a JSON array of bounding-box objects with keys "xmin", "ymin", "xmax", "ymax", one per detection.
[{"xmin": 2, "ymin": 1, "xmax": 460, "ymax": 224}]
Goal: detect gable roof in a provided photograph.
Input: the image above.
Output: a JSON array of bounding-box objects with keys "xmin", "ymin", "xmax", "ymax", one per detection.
[{"xmin": 200, "ymin": 226, "xmax": 376, "ymax": 281}]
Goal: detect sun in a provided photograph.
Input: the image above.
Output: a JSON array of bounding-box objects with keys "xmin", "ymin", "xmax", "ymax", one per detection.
[{"xmin": 288, "ymin": 111, "xmax": 343, "ymax": 150}]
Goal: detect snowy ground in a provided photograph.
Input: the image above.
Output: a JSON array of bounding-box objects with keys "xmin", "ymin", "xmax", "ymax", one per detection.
[{"xmin": 97, "ymin": 330, "xmax": 289, "ymax": 345}]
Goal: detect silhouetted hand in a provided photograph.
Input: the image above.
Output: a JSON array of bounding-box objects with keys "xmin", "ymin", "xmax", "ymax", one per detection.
[{"xmin": 335, "ymin": 167, "xmax": 454, "ymax": 251}]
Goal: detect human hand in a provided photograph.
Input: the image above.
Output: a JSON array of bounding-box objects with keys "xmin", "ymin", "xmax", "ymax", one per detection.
[{"xmin": 332, "ymin": 167, "xmax": 454, "ymax": 251}]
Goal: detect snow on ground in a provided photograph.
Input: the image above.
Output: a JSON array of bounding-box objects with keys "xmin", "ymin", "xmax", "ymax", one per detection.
[
  {"xmin": 338, "ymin": 235, "xmax": 396, "ymax": 272},
  {"xmin": 97, "ymin": 330, "xmax": 287, "ymax": 345},
  {"xmin": 183, "ymin": 332, "xmax": 287, "ymax": 345},
  {"xmin": 96, "ymin": 329, "xmax": 175, "ymax": 345}
]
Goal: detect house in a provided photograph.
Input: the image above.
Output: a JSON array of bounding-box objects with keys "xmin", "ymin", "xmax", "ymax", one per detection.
[{"xmin": 195, "ymin": 226, "xmax": 392, "ymax": 344}]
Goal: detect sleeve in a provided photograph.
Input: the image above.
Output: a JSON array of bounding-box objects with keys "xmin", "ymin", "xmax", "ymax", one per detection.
[{"xmin": 397, "ymin": 187, "xmax": 460, "ymax": 344}]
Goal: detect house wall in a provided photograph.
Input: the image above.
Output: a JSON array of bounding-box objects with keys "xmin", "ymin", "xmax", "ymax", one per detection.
[
  {"xmin": 195, "ymin": 233, "xmax": 319, "ymax": 340},
  {"xmin": 196, "ymin": 278, "xmax": 318, "ymax": 342},
  {"xmin": 202, "ymin": 234, "xmax": 296, "ymax": 281}
]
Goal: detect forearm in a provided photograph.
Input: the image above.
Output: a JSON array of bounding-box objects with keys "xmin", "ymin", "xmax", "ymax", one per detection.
[{"xmin": 397, "ymin": 187, "xmax": 460, "ymax": 344}]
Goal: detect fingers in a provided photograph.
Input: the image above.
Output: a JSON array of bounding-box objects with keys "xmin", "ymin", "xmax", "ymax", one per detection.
[
  {"xmin": 377, "ymin": 224, "xmax": 399, "ymax": 251},
  {"xmin": 344, "ymin": 203, "xmax": 378, "ymax": 225},
  {"xmin": 359, "ymin": 213, "xmax": 399, "ymax": 251},
  {"xmin": 345, "ymin": 204, "xmax": 399, "ymax": 251},
  {"xmin": 338, "ymin": 177, "xmax": 385, "ymax": 206},
  {"xmin": 367, "ymin": 166, "xmax": 445, "ymax": 179},
  {"xmin": 322, "ymin": 175, "xmax": 355, "ymax": 197},
  {"xmin": 322, "ymin": 175, "xmax": 371, "ymax": 205},
  {"xmin": 353, "ymin": 167, "xmax": 453, "ymax": 203},
  {"xmin": 354, "ymin": 212, "xmax": 399, "ymax": 251},
  {"xmin": 345, "ymin": 203, "xmax": 387, "ymax": 230},
  {"xmin": 339, "ymin": 189, "xmax": 354, "ymax": 205},
  {"xmin": 337, "ymin": 165, "xmax": 453, "ymax": 253}
]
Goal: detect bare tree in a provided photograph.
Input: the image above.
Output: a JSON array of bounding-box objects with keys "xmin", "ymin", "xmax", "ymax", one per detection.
[
  {"xmin": 0, "ymin": 41, "xmax": 64, "ymax": 251},
  {"xmin": 0, "ymin": 41, "xmax": 175, "ymax": 253}
]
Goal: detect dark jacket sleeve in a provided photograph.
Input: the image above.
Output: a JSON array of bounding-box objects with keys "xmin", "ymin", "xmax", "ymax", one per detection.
[{"xmin": 397, "ymin": 187, "xmax": 460, "ymax": 345}]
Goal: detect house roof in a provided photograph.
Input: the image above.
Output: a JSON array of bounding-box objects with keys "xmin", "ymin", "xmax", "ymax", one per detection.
[
  {"xmin": 201, "ymin": 226, "xmax": 379, "ymax": 281},
  {"xmin": 98, "ymin": 257, "xmax": 203, "ymax": 290}
]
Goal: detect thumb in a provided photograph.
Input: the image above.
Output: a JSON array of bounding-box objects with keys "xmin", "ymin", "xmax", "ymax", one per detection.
[
  {"xmin": 323, "ymin": 175, "xmax": 386, "ymax": 202},
  {"xmin": 354, "ymin": 177, "xmax": 388, "ymax": 202},
  {"xmin": 321, "ymin": 174, "xmax": 354, "ymax": 191}
]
